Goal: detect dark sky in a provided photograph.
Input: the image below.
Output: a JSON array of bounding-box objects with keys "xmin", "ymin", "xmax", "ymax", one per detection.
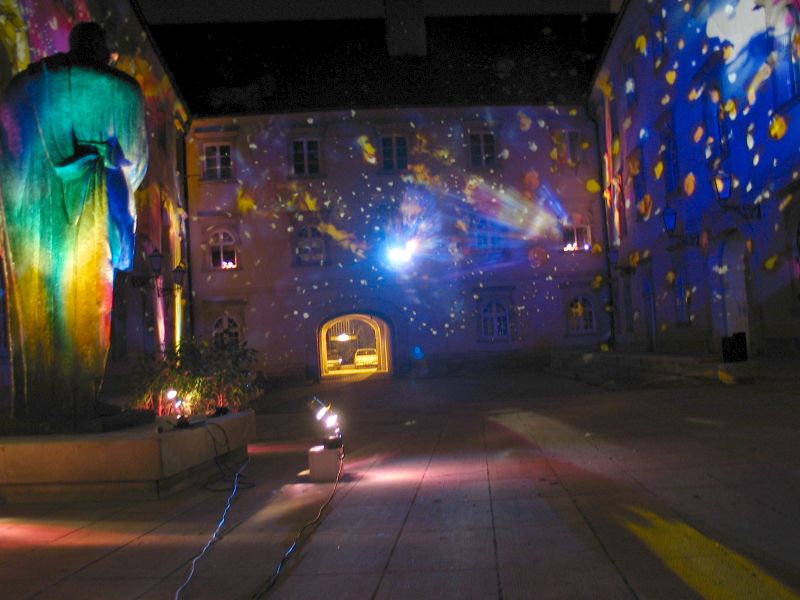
[{"xmin": 150, "ymin": 14, "xmax": 617, "ymax": 116}]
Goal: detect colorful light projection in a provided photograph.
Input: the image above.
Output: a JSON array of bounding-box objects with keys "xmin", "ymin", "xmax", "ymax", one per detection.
[{"xmin": 0, "ymin": 28, "xmax": 147, "ymax": 420}]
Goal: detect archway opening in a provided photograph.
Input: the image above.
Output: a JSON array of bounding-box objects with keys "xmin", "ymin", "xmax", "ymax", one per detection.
[{"xmin": 320, "ymin": 314, "xmax": 391, "ymax": 377}]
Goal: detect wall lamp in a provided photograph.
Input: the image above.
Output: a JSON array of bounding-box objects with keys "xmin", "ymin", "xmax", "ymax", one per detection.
[
  {"xmin": 131, "ymin": 249, "xmax": 186, "ymax": 293},
  {"xmin": 662, "ymin": 206, "xmax": 699, "ymax": 246},
  {"xmin": 713, "ymin": 171, "xmax": 760, "ymax": 219}
]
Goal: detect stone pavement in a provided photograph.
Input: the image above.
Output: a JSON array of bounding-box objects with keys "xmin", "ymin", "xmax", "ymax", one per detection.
[{"xmin": 1, "ymin": 370, "xmax": 800, "ymax": 599}]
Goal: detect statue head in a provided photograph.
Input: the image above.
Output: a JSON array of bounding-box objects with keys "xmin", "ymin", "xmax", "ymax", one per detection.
[{"xmin": 69, "ymin": 22, "xmax": 111, "ymax": 67}]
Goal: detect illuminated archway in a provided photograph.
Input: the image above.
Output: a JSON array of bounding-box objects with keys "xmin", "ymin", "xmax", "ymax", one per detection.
[{"xmin": 320, "ymin": 314, "xmax": 391, "ymax": 377}]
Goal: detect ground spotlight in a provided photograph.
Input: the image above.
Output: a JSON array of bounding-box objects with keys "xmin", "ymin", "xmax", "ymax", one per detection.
[{"xmin": 307, "ymin": 396, "xmax": 344, "ymax": 481}]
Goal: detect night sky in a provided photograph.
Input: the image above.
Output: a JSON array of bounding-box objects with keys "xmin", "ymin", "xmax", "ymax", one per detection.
[{"xmin": 149, "ymin": 14, "xmax": 617, "ymax": 116}]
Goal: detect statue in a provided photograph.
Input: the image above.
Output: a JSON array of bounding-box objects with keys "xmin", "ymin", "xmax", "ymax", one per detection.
[{"xmin": 0, "ymin": 22, "xmax": 148, "ymax": 422}]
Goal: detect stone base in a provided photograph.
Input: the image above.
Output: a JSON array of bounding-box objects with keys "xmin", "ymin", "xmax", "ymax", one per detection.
[{"xmin": 0, "ymin": 410, "xmax": 256, "ymax": 503}]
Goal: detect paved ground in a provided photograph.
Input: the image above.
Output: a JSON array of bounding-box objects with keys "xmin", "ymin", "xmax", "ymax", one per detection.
[{"xmin": 1, "ymin": 369, "xmax": 799, "ymax": 599}]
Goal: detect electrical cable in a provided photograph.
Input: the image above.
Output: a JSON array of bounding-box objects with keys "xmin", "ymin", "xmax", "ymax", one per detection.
[
  {"xmin": 174, "ymin": 458, "xmax": 250, "ymax": 600},
  {"xmin": 251, "ymin": 449, "xmax": 346, "ymax": 599}
]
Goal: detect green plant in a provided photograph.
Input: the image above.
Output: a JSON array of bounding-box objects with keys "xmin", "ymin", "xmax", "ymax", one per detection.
[{"xmin": 133, "ymin": 339, "xmax": 259, "ymax": 415}]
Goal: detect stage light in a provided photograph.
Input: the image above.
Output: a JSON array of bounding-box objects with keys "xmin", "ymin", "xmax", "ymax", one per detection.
[
  {"xmin": 307, "ymin": 396, "xmax": 344, "ymax": 481},
  {"xmin": 386, "ymin": 238, "xmax": 418, "ymax": 266}
]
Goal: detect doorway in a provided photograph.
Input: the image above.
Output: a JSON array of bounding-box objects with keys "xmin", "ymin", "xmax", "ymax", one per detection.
[{"xmin": 320, "ymin": 314, "xmax": 392, "ymax": 377}]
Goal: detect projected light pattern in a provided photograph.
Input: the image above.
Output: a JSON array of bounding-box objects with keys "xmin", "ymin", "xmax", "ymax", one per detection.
[
  {"xmin": 0, "ymin": 2, "xmax": 186, "ymax": 418},
  {"xmin": 592, "ymin": 0, "xmax": 800, "ymax": 350},
  {"xmin": 188, "ymin": 105, "xmax": 607, "ymax": 373}
]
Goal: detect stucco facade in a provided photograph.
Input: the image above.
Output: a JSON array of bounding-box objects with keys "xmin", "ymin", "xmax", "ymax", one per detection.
[
  {"xmin": 186, "ymin": 106, "xmax": 610, "ymax": 378},
  {"xmin": 590, "ymin": 0, "xmax": 800, "ymax": 359}
]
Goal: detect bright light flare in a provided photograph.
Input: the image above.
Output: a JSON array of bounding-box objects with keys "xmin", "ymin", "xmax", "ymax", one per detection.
[
  {"xmin": 166, "ymin": 389, "xmax": 178, "ymax": 400},
  {"xmin": 387, "ymin": 238, "xmax": 419, "ymax": 265}
]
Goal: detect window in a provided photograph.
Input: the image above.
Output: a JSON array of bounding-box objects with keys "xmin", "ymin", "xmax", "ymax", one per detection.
[
  {"xmin": 481, "ymin": 301, "xmax": 509, "ymax": 340},
  {"xmin": 675, "ymin": 272, "xmax": 690, "ymax": 324},
  {"xmin": 475, "ymin": 218, "xmax": 506, "ymax": 258},
  {"xmin": 469, "ymin": 132, "xmax": 496, "ymax": 168},
  {"xmin": 213, "ymin": 316, "xmax": 240, "ymax": 352},
  {"xmin": 381, "ymin": 135, "xmax": 408, "ymax": 171},
  {"xmin": 562, "ymin": 214, "xmax": 591, "ymax": 251},
  {"xmin": 565, "ymin": 130, "xmax": 582, "ymax": 165},
  {"xmin": 292, "ymin": 139, "xmax": 320, "ymax": 176},
  {"xmin": 661, "ymin": 124, "xmax": 679, "ymax": 194},
  {"xmin": 568, "ymin": 297, "xmax": 595, "ymax": 333},
  {"xmin": 772, "ymin": 4, "xmax": 800, "ymax": 104},
  {"xmin": 295, "ymin": 226, "xmax": 326, "ymax": 265},
  {"xmin": 203, "ymin": 144, "xmax": 232, "ymax": 180},
  {"xmin": 704, "ymin": 85, "xmax": 729, "ymax": 161},
  {"xmin": 209, "ymin": 230, "xmax": 237, "ymax": 269},
  {"xmin": 623, "ymin": 53, "xmax": 637, "ymax": 110}
]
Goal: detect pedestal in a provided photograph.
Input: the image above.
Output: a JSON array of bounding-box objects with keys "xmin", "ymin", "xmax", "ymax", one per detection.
[{"xmin": 308, "ymin": 445, "xmax": 343, "ymax": 482}]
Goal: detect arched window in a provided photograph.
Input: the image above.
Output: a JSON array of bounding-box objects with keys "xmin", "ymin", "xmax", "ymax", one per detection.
[
  {"xmin": 209, "ymin": 230, "xmax": 237, "ymax": 269},
  {"xmin": 295, "ymin": 226, "xmax": 326, "ymax": 264},
  {"xmin": 481, "ymin": 301, "xmax": 509, "ymax": 340},
  {"xmin": 568, "ymin": 297, "xmax": 595, "ymax": 333},
  {"xmin": 213, "ymin": 316, "xmax": 239, "ymax": 351}
]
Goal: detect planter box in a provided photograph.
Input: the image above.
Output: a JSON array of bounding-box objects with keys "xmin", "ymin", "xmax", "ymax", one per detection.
[{"xmin": 0, "ymin": 410, "xmax": 256, "ymax": 503}]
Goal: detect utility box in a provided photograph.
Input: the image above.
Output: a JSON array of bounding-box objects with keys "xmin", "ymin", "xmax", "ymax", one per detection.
[{"xmin": 309, "ymin": 445, "xmax": 343, "ymax": 482}]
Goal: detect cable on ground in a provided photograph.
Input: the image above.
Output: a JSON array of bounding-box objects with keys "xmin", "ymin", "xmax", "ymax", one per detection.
[
  {"xmin": 251, "ymin": 450, "xmax": 346, "ymax": 599},
  {"xmin": 174, "ymin": 458, "xmax": 250, "ymax": 600}
]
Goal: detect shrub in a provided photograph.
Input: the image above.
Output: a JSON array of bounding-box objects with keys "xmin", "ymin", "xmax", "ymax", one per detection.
[{"xmin": 133, "ymin": 339, "xmax": 259, "ymax": 416}]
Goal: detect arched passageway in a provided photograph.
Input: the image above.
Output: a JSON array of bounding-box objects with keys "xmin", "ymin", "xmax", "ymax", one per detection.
[{"xmin": 319, "ymin": 314, "xmax": 392, "ymax": 377}]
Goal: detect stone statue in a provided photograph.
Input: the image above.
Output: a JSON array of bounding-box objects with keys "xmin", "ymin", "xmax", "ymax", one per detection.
[{"xmin": 0, "ymin": 22, "xmax": 148, "ymax": 421}]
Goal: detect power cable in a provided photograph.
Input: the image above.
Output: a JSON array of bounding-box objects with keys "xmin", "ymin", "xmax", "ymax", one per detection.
[
  {"xmin": 174, "ymin": 458, "xmax": 250, "ymax": 600},
  {"xmin": 251, "ymin": 450, "xmax": 345, "ymax": 599}
]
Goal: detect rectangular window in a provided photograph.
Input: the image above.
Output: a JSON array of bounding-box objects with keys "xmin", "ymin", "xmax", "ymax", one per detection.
[
  {"xmin": 292, "ymin": 139, "xmax": 320, "ymax": 175},
  {"xmin": 469, "ymin": 132, "xmax": 496, "ymax": 167},
  {"xmin": 623, "ymin": 55, "xmax": 637, "ymax": 110},
  {"xmin": 661, "ymin": 126, "xmax": 679, "ymax": 194},
  {"xmin": 381, "ymin": 135, "xmax": 408, "ymax": 171},
  {"xmin": 203, "ymin": 144, "xmax": 232, "ymax": 180},
  {"xmin": 566, "ymin": 130, "xmax": 582, "ymax": 165}
]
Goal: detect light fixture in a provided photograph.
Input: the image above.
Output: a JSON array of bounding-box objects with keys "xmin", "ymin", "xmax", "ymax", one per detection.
[
  {"xmin": 713, "ymin": 170, "xmax": 760, "ymax": 219},
  {"xmin": 335, "ymin": 333, "xmax": 352, "ymax": 342},
  {"xmin": 148, "ymin": 248, "xmax": 164, "ymax": 275},
  {"xmin": 308, "ymin": 396, "xmax": 343, "ymax": 449}
]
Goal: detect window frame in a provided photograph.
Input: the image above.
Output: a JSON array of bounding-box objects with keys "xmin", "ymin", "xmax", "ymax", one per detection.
[
  {"xmin": 567, "ymin": 296, "xmax": 596, "ymax": 334},
  {"xmin": 561, "ymin": 213, "xmax": 592, "ymax": 252},
  {"xmin": 202, "ymin": 143, "xmax": 233, "ymax": 181},
  {"xmin": 480, "ymin": 300, "xmax": 510, "ymax": 341},
  {"xmin": 291, "ymin": 137, "xmax": 322, "ymax": 177},
  {"xmin": 212, "ymin": 315, "xmax": 240, "ymax": 352},
  {"xmin": 380, "ymin": 134, "xmax": 409, "ymax": 172},
  {"xmin": 294, "ymin": 224, "xmax": 327, "ymax": 266},
  {"xmin": 208, "ymin": 229, "xmax": 239, "ymax": 270},
  {"xmin": 468, "ymin": 130, "xmax": 497, "ymax": 169}
]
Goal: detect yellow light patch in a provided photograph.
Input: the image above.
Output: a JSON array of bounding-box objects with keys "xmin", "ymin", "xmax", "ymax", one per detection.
[
  {"xmin": 549, "ymin": 147, "xmax": 559, "ymax": 161},
  {"xmin": 654, "ymin": 161, "xmax": 664, "ymax": 180},
  {"xmin": 763, "ymin": 255, "xmax": 779, "ymax": 271},
  {"xmin": 629, "ymin": 250, "xmax": 641, "ymax": 267},
  {"xmin": 693, "ymin": 126, "xmax": 704, "ymax": 143},
  {"xmin": 724, "ymin": 99, "xmax": 738, "ymax": 119},
  {"xmin": 591, "ymin": 275, "xmax": 605, "ymax": 290},
  {"xmin": 597, "ymin": 72, "xmax": 614, "ymax": 99},
  {"xmin": 683, "ymin": 172, "xmax": 696, "ymax": 196},
  {"xmin": 591, "ymin": 242, "xmax": 603, "ymax": 254},
  {"xmin": 661, "ymin": 94, "xmax": 671, "ymax": 105},
  {"xmin": 517, "ymin": 111, "xmax": 532, "ymax": 131},
  {"xmin": 665, "ymin": 70, "xmax": 677, "ymax": 85},
  {"xmin": 665, "ymin": 271, "xmax": 676, "ymax": 284},
  {"xmin": 635, "ymin": 35, "xmax": 648, "ymax": 55},
  {"xmin": 625, "ymin": 506, "xmax": 800, "ymax": 600},
  {"xmin": 660, "ymin": 322, "xmax": 668, "ymax": 332},
  {"xmin": 612, "ymin": 137, "xmax": 620, "ymax": 156},
  {"xmin": 688, "ymin": 86, "xmax": 704, "ymax": 101},
  {"xmin": 586, "ymin": 179, "xmax": 602, "ymax": 193},
  {"xmin": 770, "ymin": 115, "xmax": 788, "ymax": 139},
  {"xmin": 639, "ymin": 194, "xmax": 653, "ymax": 220},
  {"xmin": 236, "ymin": 186, "xmax": 257, "ymax": 215},
  {"xmin": 779, "ymin": 194, "xmax": 794, "ymax": 212}
]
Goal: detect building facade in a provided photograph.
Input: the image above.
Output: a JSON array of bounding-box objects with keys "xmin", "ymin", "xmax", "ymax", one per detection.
[
  {"xmin": 186, "ymin": 106, "xmax": 610, "ymax": 379},
  {"xmin": 591, "ymin": 0, "xmax": 800, "ymax": 359}
]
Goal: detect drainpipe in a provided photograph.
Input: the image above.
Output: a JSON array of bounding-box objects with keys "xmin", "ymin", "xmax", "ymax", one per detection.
[{"xmin": 585, "ymin": 101, "xmax": 616, "ymax": 351}]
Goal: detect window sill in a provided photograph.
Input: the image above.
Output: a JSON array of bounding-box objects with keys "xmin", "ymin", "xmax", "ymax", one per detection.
[{"xmin": 288, "ymin": 173, "xmax": 326, "ymax": 180}]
